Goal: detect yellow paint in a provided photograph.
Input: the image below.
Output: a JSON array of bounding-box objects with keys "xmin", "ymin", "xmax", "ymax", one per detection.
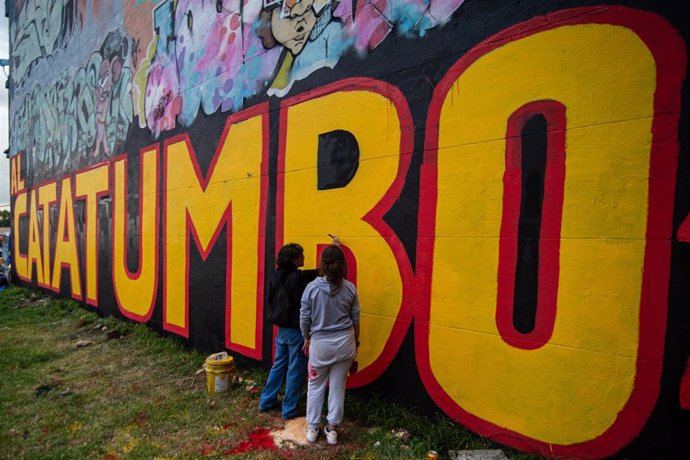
[
  {"xmin": 282, "ymin": 89, "xmax": 404, "ymax": 372},
  {"xmin": 165, "ymin": 114, "xmax": 264, "ymax": 351},
  {"xmin": 75, "ymin": 164, "xmax": 110, "ymax": 305},
  {"xmin": 27, "ymin": 189, "xmax": 44, "ymax": 285},
  {"xmin": 10, "ymin": 157, "xmax": 17, "ymax": 195},
  {"xmin": 134, "ymin": 36, "xmax": 159, "ymax": 128},
  {"xmin": 10, "ymin": 155, "xmax": 25, "ymax": 195},
  {"xmin": 52, "ymin": 178, "xmax": 82, "ymax": 298},
  {"xmin": 38, "ymin": 182, "xmax": 57, "ymax": 285},
  {"xmin": 12, "ymin": 190, "xmax": 28, "ymax": 280},
  {"xmin": 113, "ymin": 149, "xmax": 159, "ymax": 319},
  {"xmin": 68, "ymin": 421, "xmax": 82, "ymax": 433},
  {"xmin": 429, "ymin": 25, "xmax": 655, "ymax": 444},
  {"xmin": 271, "ymin": 53, "xmax": 295, "ymax": 93}
]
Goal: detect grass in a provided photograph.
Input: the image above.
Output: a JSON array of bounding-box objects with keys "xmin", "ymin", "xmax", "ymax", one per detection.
[{"xmin": 0, "ymin": 286, "xmax": 542, "ymax": 459}]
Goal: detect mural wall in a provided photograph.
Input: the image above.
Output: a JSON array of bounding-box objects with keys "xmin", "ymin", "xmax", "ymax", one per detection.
[{"xmin": 8, "ymin": 1, "xmax": 690, "ymax": 457}]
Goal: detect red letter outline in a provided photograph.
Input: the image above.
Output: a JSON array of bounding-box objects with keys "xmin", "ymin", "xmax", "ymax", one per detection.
[
  {"xmin": 276, "ymin": 78, "xmax": 416, "ymax": 387},
  {"xmin": 162, "ymin": 104, "xmax": 269, "ymax": 360},
  {"xmin": 112, "ymin": 146, "xmax": 160, "ymax": 322},
  {"xmin": 417, "ymin": 6, "xmax": 686, "ymax": 457},
  {"xmin": 496, "ymin": 100, "xmax": 566, "ymax": 350}
]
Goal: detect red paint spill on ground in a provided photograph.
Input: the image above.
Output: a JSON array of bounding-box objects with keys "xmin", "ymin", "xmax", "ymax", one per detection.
[
  {"xmin": 680, "ymin": 356, "xmax": 690, "ymax": 410},
  {"xmin": 201, "ymin": 443, "xmax": 216, "ymax": 456},
  {"xmin": 224, "ymin": 428, "xmax": 276, "ymax": 455}
]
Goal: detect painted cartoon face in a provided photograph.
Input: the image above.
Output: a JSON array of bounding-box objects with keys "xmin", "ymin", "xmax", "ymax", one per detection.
[
  {"xmin": 270, "ymin": 0, "xmax": 317, "ymax": 55},
  {"xmin": 97, "ymin": 60, "xmax": 112, "ymax": 100}
]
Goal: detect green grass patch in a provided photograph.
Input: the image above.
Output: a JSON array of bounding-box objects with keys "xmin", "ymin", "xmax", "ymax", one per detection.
[{"xmin": 0, "ymin": 286, "xmax": 542, "ymax": 459}]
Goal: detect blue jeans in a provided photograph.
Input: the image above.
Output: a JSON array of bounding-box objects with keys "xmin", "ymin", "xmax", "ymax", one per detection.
[{"xmin": 259, "ymin": 327, "xmax": 307, "ymax": 419}]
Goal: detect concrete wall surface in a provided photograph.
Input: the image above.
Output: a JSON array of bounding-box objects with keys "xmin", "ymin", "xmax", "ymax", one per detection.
[{"xmin": 7, "ymin": 1, "xmax": 690, "ymax": 457}]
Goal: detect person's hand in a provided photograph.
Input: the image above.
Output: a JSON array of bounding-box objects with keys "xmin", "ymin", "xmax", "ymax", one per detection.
[
  {"xmin": 302, "ymin": 338, "xmax": 310, "ymax": 356},
  {"xmin": 331, "ymin": 236, "xmax": 340, "ymax": 247}
]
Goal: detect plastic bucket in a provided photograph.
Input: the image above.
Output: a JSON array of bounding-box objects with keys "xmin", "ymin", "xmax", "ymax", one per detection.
[{"xmin": 205, "ymin": 352, "xmax": 235, "ymax": 394}]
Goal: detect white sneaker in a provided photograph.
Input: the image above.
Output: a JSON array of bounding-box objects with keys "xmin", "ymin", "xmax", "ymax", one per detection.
[
  {"xmin": 324, "ymin": 425, "xmax": 338, "ymax": 445},
  {"xmin": 306, "ymin": 426, "xmax": 319, "ymax": 443}
]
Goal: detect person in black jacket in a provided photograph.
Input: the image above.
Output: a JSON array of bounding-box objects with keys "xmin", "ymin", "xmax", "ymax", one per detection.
[{"xmin": 259, "ymin": 242, "xmax": 318, "ymax": 419}]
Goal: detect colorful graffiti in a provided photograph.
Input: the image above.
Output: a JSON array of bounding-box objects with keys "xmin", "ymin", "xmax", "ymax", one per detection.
[
  {"xmin": 142, "ymin": 0, "xmax": 465, "ymax": 136},
  {"xmin": 8, "ymin": 1, "xmax": 690, "ymax": 458},
  {"xmin": 11, "ymin": 0, "xmax": 78, "ymax": 87},
  {"xmin": 10, "ymin": 29, "xmax": 133, "ymax": 179},
  {"xmin": 12, "ymin": 0, "xmax": 465, "ymax": 173}
]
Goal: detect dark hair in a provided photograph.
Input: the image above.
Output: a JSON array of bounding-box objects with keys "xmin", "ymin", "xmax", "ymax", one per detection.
[
  {"xmin": 276, "ymin": 243, "xmax": 303, "ymax": 268},
  {"xmin": 320, "ymin": 245, "xmax": 346, "ymax": 286}
]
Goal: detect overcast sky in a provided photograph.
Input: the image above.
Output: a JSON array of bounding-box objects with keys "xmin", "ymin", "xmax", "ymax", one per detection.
[{"xmin": 1, "ymin": 11, "xmax": 10, "ymax": 206}]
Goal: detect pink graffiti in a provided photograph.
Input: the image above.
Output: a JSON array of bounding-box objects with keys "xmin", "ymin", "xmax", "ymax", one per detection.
[
  {"xmin": 144, "ymin": 0, "xmax": 465, "ymax": 136},
  {"xmin": 152, "ymin": 90, "xmax": 173, "ymax": 122},
  {"xmin": 145, "ymin": 61, "xmax": 182, "ymax": 134},
  {"xmin": 336, "ymin": 0, "xmax": 466, "ymax": 50}
]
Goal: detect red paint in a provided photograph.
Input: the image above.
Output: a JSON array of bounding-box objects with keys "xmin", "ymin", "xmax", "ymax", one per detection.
[
  {"xmin": 417, "ymin": 6, "xmax": 685, "ymax": 458},
  {"xmin": 496, "ymin": 100, "xmax": 566, "ymax": 350},
  {"xmin": 111, "ymin": 146, "xmax": 160, "ymax": 323},
  {"xmin": 36, "ymin": 179, "xmax": 58, "ymax": 291},
  {"xmin": 12, "ymin": 188, "xmax": 30, "ymax": 283},
  {"xmin": 162, "ymin": 132, "xmax": 218, "ymax": 338},
  {"xmin": 224, "ymin": 428, "xmax": 275, "ymax": 455},
  {"xmin": 161, "ymin": 104, "xmax": 268, "ymax": 360},
  {"xmin": 201, "ymin": 443, "xmax": 216, "ymax": 456},
  {"xmin": 276, "ymin": 77, "xmax": 416, "ymax": 388},
  {"xmin": 10, "ymin": 152, "xmax": 26, "ymax": 195},
  {"xmin": 677, "ymin": 215, "xmax": 690, "ymax": 242},
  {"xmin": 226, "ymin": 104, "xmax": 270, "ymax": 360},
  {"xmin": 681, "ymin": 357, "xmax": 690, "ymax": 410},
  {"xmin": 49, "ymin": 176, "xmax": 84, "ymax": 302},
  {"xmin": 26, "ymin": 189, "xmax": 42, "ymax": 285},
  {"xmin": 14, "ymin": 179, "xmax": 57, "ymax": 289},
  {"xmin": 74, "ymin": 161, "xmax": 111, "ymax": 307}
]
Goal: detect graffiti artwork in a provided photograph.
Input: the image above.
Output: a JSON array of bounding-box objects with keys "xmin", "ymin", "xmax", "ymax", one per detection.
[
  {"xmin": 11, "ymin": 29, "xmax": 133, "ymax": 179},
  {"xmin": 8, "ymin": 1, "xmax": 690, "ymax": 458}
]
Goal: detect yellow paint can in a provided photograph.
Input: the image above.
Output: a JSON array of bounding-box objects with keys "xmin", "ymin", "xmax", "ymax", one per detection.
[{"xmin": 204, "ymin": 352, "xmax": 235, "ymax": 394}]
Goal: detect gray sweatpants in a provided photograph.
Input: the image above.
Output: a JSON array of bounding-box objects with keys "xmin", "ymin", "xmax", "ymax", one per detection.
[{"xmin": 306, "ymin": 358, "xmax": 353, "ymax": 429}]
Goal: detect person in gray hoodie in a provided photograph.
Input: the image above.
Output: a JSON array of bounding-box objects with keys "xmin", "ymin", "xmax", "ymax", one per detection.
[{"xmin": 300, "ymin": 244, "xmax": 360, "ymax": 445}]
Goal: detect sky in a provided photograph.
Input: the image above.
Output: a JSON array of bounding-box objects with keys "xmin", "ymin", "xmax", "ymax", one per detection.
[{"xmin": 0, "ymin": 9, "xmax": 10, "ymax": 207}]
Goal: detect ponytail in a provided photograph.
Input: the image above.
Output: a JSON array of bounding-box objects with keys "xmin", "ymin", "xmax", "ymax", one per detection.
[{"xmin": 320, "ymin": 245, "xmax": 346, "ymax": 285}]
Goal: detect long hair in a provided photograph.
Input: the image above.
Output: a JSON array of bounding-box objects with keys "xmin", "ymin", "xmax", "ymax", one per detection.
[
  {"xmin": 276, "ymin": 243, "xmax": 303, "ymax": 268},
  {"xmin": 320, "ymin": 245, "xmax": 346, "ymax": 285}
]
